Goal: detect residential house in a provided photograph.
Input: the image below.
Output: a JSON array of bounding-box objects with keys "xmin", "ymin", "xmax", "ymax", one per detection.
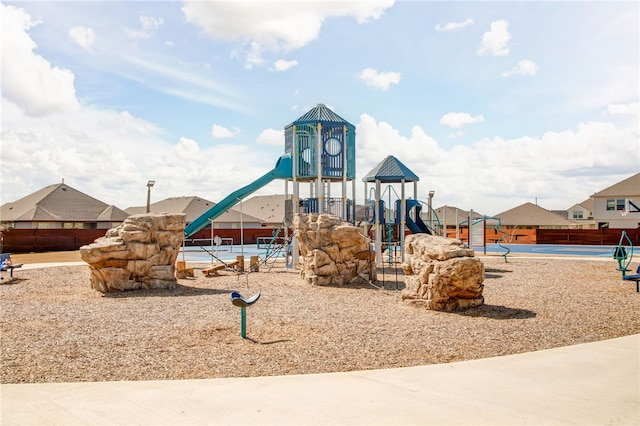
[
  {"xmin": 0, "ymin": 183, "xmax": 128, "ymax": 230},
  {"xmin": 590, "ymin": 172, "xmax": 640, "ymax": 229},
  {"xmin": 496, "ymin": 202, "xmax": 579, "ymax": 229},
  {"xmin": 565, "ymin": 198, "xmax": 595, "ymax": 229},
  {"xmin": 125, "ymin": 196, "xmax": 263, "ymax": 229}
]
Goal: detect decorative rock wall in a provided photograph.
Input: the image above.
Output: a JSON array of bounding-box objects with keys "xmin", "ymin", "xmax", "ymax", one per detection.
[
  {"xmin": 80, "ymin": 213, "xmax": 186, "ymax": 292},
  {"xmin": 401, "ymin": 233, "xmax": 484, "ymax": 311},
  {"xmin": 294, "ymin": 213, "xmax": 376, "ymax": 286}
]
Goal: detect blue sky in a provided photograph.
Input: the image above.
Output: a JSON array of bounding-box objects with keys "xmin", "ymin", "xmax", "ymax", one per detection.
[{"xmin": 1, "ymin": 1, "xmax": 638, "ymax": 216}]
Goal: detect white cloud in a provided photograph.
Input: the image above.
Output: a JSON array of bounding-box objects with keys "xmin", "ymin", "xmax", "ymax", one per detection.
[
  {"xmin": 141, "ymin": 15, "xmax": 163, "ymax": 31},
  {"xmin": 502, "ymin": 59, "xmax": 539, "ymax": 77},
  {"xmin": 478, "ymin": 19, "xmax": 511, "ymax": 56},
  {"xmin": 358, "ymin": 68, "xmax": 401, "ymax": 90},
  {"xmin": 355, "ymin": 114, "xmax": 638, "ymax": 215},
  {"xmin": 211, "ymin": 124, "xmax": 239, "ymax": 139},
  {"xmin": 605, "ymin": 102, "xmax": 639, "ymax": 116},
  {"xmin": 271, "ymin": 59, "xmax": 298, "ymax": 72},
  {"xmin": 1, "ymin": 96, "xmax": 275, "ymax": 209},
  {"xmin": 440, "ymin": 112, "xmax": 484, "ymax": 128},
  {"xmin": 435, "ymin": 18, "xmax": 474, "ymax": 31},
  {"xmin": 126, "ymin": 14, "xmax": 164, "ymax": 39},
  {"xmin": 182, "ymin": 1, "xmax": 394, "ymax": 67},
  {"xmin": 257, "ymin": 129, "xmax": 284, "ymax": 146},
  {"xmin": 68, "ymin": 26, "xmax": 96, "ymax": 51},
  {"xmin": 174, "ymin": 137, "xmax": 200, "ymax": 160},
  {"xmin": 1, "ymin": 4, "xmax": 80, "ymax": 116}
]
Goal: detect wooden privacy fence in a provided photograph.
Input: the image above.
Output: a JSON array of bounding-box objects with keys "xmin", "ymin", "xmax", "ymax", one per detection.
[
  {"xmin": 1, "ymin": 227, "xmax": 292, "ymax": 254},
  {"xmin": 444, "ymin": 227, "xmax": 640, "ymax": 246},
  {"xmin": 536, "ymin": 228, "xmax": 640, "ymax": 245},
  {"xmin": 2, "ymin": 226, "xmax": 638, "ymax": 254},
  {"xmin": 1, "ymin": 229, "xmax": 108, "ymax": 253}
]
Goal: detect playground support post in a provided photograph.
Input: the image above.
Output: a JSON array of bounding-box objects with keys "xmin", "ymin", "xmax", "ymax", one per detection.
[
  {"xmin": 375, "ymin": 180, "xmax": 382, "ymax": 265},
  {"xmin": 400, "ymin": 179, "xmax": 406, "ymax": 262}
]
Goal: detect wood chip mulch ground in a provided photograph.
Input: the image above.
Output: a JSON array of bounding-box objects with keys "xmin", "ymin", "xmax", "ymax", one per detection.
[{"xmin": 1, "ymin": 255, "xmax": 639, "ymax": 384}]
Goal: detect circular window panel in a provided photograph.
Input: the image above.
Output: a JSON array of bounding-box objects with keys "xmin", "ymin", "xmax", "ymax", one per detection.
[{"xmin": 324, "ymin": 137, "xmax": 342, "ymax": 156}]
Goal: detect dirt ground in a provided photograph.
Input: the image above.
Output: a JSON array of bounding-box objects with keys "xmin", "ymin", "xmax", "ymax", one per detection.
[{"xmin": 10, "ymin": 251, "xmax": 82, "ymax": 264}]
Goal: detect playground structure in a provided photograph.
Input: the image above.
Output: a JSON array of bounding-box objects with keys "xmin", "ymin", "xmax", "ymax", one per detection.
[
  {"xmin": 360, "ymin": 155, "xmax": 439, "ymax": 264},
  {"xmin": 184, "ymin": 104, "xmax": 358, "ymax": 268},
  {"xmin": 182, "ymin": 103, "xmax": 481, "ymax": 272}
]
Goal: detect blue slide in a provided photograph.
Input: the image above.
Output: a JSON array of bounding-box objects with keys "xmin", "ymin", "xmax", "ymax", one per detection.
[
  {"xmin": 184, "ymin": 155, "xmax": 292, "ymax": 237},
  {"xmin": 403, "ymin": 199, "xmax": 432, "ymax": 234}
]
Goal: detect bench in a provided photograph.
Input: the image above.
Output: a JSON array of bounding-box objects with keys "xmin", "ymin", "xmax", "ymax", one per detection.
[
  {"xmin": 1, "ymin": 253, "xmax": 23, "ymax": 278},
  {"xmin": 622, "ymin": 265, "xmax": 640, "ymax": 293}
]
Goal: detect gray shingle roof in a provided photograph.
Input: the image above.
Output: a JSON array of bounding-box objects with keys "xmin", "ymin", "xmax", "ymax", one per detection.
[
  {"xmin": 126, "ymin": 196, "xmax": 264, "ymax": 224},
  {"xmin": 0, "ymin": 183, "xmax": 128, "ymax": 222},
  {"xmin": 363, "ymin": 155, "xmax": 420, "ymax": 183},
  {"xmin": 434, "ymin": 205, "xmax": 484, "ymax": 226},
  {"xmin": 591, "ymin": 173, "xmax": 640, "ymax": 197},
  {"xmin": 239, "ymin": 194, "xmax": 286, "ymax": 224},
  {"xmin": 495, "ymin": 202, "xmax": 578, "ymax": 227}
]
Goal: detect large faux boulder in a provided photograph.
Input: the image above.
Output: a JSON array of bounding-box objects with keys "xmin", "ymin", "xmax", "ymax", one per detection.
[
  {"xmin": 294, "ymin": 213, "xmax": 375, "ymax": 286},
  {"xmin": 401, "ymin": 233, "xmax": 484, "ymax": 311},
  {"xmin": 80, "ymin": 213, "xmax": 186, "ymax": 292}
]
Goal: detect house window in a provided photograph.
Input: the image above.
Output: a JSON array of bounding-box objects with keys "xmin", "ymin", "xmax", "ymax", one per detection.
[
  {"xmin": 616, "ymin": 199, "xmax": 626, "ymax": 211},
  {"xmin": 606, "ymin": 199, "xmax": 615, "ymax": 211},
  {"xmin": 572, "ymin": 210, "xmax": 583, "ymax": 219}
]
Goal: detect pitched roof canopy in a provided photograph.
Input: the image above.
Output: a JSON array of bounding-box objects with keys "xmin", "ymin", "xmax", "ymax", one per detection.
[
  {"xmin": 362, "ymin": 155, "xmax": 420, "ymax": 183},
  {"xmin": 291, "ymin": 103, "xmax": 353, "ymax": 126}
]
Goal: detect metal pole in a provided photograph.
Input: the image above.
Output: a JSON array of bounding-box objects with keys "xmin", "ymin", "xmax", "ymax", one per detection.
[
  {"xmin": 210, "ymin": 219, "xmax": 214, "ymax": 265},
  {"xmin": 468, "ymin": 209, "xmax": 474, "ymax": 247},
  {"xmin": 400, "ymin": 179, "xmax": 405, "ymax": 262},
  {"xmin": 240, "ymin": 306, "xmax": 246, "ymax": 338},
  {"xmin": 342, "ymin": 125, "xmax": 347, "ymax": 220},
  {"xmin": 375, "ymin": 179, "xmax": 382, "ymax": 265},
  {"xmin": 239, "ymin": 198, "xmax": 244, "ymax": 257},
  {"xmin": 316, "ymin": 123, "xmax": 323, "ymax": 212},
  {"xmin": 146, "ymin": 180, "xmax": 155, "ymax": 213}
]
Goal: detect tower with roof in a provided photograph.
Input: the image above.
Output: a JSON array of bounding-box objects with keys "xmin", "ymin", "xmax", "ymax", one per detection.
[
  {"xmin": 363, "ymin": 155, "xmax": 430, "ymax": 264},
  {"xmin": 284, "ymin": 103, "xmax": 356, "ymax": 221}
]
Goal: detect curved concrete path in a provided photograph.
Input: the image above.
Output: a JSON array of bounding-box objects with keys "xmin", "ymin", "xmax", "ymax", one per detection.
[{"xmin": 1, "ymin": 334, "xmax": 638, "ymax": 425}]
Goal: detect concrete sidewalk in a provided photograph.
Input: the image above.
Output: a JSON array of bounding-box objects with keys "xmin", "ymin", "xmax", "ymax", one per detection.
[{"xmin": 2, "ymin": 334, "xmax": 638, "ymax": 425}]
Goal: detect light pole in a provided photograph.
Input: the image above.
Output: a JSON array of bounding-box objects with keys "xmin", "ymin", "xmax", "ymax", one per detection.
[
  {"xmin": 146, "ymin": 180, "xmax": 155, "ymax": 213},
  {"xmin": 428, "ymin": 190, "xmax": 435, "ymax": 229}
]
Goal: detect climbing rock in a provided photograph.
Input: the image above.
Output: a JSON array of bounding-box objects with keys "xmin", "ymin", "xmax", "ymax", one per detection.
[
  {"xmin": 80, "ymin": 213, "xmax": 186, "ymax": 292},
  {"xmin": 401, "ymin": 233, "xmax": 484, "ymax": 311},
  {"xmin": 294, "ymin": 213, "xmax": 375, "ymax": 286}
]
